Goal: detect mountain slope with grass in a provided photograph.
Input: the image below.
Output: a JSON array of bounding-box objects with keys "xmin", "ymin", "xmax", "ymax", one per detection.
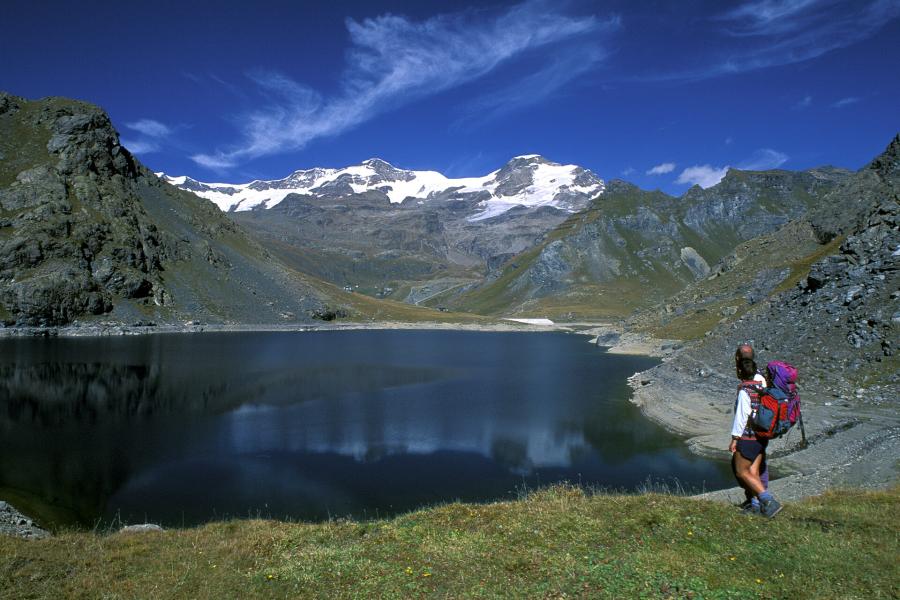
[{"xmin": 448, "ymin": 167, "xmax": 849, "ymax": 319}]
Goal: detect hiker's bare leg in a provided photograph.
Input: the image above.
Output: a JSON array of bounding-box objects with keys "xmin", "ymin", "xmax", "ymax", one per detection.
[
  {"xmin": 732, "ymin": 454, "xmax": 754, "ymax": 499},
  {"xmin": 733, "ymin": 453, "xmax": 766, "ymax": 496}
]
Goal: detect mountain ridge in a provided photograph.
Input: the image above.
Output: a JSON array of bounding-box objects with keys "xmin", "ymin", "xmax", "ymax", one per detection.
[{"xmin": 160, "ymin": 154, "xmax": 605, "ymax": 221}]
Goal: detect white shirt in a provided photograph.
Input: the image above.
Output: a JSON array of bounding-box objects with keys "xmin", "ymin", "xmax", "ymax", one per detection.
[{"xmin": 731, "ymin": 373, "xmax": 766, "ymax": 438}]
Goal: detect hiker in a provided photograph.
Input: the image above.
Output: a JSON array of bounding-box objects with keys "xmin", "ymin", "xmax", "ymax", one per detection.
[
  {"xmin": 729, "ymin": 344, "xmax": 782, "ymax": 517},
  {"xmin": 730, "ymin": 344, "xmax": 769, "ymax": 512}
]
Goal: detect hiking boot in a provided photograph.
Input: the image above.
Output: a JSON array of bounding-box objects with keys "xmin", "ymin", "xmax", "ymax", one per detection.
[
  {"xmin": 761, "ymin": 498, "xmax": 782, "ymax": 518},
  {"xmin": 740, "ymin": 502, "xmax": 761, "ymax": 516}
]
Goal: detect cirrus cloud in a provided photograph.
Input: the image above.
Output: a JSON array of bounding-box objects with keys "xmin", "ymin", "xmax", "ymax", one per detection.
[
  {"xmin": 192, "ymin": 1, "xmax": 616, "ymax": 171},
  {"xmin": 121, "ymin": 118, "xmax": 173, "ymax": 155},
  {"xmin": 738, "ymin": 148, "xmax": 789, "ymax": 170}
]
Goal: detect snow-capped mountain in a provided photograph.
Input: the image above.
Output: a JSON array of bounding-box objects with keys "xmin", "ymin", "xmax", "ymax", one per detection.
[{"xmin": 159, "ymin": 155, "xmax": 604, "ymax": 221}]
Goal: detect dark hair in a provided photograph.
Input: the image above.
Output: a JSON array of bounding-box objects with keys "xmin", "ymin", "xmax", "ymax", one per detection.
[{"xmin": 737, "ymin": 357, "xmax": 757, "ymax": 381}]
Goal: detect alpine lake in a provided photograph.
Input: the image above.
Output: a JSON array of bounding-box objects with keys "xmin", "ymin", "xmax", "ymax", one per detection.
[{"xmin": 0, "ymin": 329, "xmax": 733, "ymax": 529}]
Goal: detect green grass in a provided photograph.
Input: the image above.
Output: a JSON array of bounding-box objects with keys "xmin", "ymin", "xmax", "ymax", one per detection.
[{"xmin": 2, "ymin": 486, "xmax": 897, "ymax": 599}]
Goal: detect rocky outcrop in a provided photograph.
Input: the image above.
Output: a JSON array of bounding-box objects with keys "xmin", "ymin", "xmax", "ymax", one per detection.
[
  {"xmin": 680, "ymin": 247, "xmax": 710, "ymax": 280},
  {"xmin": 0, "ymin": 500, "xmax": 49, "ymax": 539},
  {"xmin": 0, "ymin": 92, "xmax": 345, "ymax": 326}
]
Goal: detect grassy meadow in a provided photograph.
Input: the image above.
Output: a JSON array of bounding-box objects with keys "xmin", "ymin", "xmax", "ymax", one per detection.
[{"xmin": 1, "ymin": 485, "xmax": 897, "ymax": 599}]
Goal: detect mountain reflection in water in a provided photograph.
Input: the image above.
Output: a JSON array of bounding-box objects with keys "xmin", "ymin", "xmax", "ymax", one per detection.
[{"xmin": 0, "ymin": 330, "xmax": 732, "ymax": 527}]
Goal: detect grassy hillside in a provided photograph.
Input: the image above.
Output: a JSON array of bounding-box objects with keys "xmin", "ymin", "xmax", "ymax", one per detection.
[{"xmin": 1, "ymin": 486, "xmax": 896, "ymax": 599}]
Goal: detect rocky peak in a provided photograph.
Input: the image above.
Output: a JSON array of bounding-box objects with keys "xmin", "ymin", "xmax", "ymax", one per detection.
[
  {"xmin": 361, "ymin": 157, "xmax": 416, "ymax": 183},
  {"xmin": 866, "ymin": 133, "xmax": 900, "ymax": 182}
]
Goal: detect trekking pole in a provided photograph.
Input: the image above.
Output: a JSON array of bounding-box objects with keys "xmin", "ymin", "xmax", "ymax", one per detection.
[{"xmin": 798, "ymin": 411, "xmax": 808, "ymax": 449}]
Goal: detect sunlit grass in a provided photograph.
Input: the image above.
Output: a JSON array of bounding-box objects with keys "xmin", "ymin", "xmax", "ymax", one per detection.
[{"xmin": 2, "ymin": 485, "xmax": 897, "ymax": 598}]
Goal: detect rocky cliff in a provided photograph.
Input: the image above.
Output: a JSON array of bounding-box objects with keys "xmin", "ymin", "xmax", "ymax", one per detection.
[{"xmin": 0, "ymin": 92, "xmax": 350, "ymax": 326}]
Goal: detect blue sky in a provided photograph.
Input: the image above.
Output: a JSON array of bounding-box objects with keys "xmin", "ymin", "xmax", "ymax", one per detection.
[{"xmin": 2, "ymin": 0, "xmax": 899, "ymax": 192}]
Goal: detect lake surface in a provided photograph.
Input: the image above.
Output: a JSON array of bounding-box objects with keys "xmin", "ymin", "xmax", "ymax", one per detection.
[{"xmin": 0, "ymin": 330, "xmax": 733, "ymax": 528}]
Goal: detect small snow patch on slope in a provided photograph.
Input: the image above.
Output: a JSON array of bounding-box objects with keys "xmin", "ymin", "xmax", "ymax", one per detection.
[{"xmin": 504, "ymin": 318, "xmax": 556, "ymax": 326}]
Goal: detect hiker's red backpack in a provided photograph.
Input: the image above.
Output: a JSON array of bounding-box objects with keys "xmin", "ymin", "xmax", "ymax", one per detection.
[{"xmin": 750, "ymin": 361, "xmax": 803, "ymax": 440}]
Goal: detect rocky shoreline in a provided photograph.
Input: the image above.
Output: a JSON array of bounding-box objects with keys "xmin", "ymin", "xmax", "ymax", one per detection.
[{"xmin": 627, "ymin": 344, "xmax": 900, "ymax": 504}]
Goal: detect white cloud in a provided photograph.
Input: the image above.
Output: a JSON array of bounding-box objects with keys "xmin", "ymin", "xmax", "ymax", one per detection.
[
  {"xmin": 125, "ymin": 119, "xmax": 172, "ymax": 138},
  {"xmin": 621, "ymin": 167, "xmax": 636, "ymax": 176},
  {"xmin": 719, "ymin": 0, "xmax": 820, "ymax": 36},
  {"xmin": 794, "ymin": 95, "xmax": 812, "ymax": 109},
  {"xmin": 739, "ymin": 148, "xmax": 789, "ymax": 170},
  {"xmin": 832, "ymin": 96, "xmax": 860, "ymax": 108},
  {"xmin": 122, "ymin": 119, "xmax": 173, "ymax": 155},
  {"xmin": 676, "ymin": 165, "xmax": 729, "ymax": 188},
  {"xmin": 646, "ymin": 162, "xmax": 676, "ymax": 175},
  {"xmin": 644, "ymin": 0, "xmax": 900, "ymax": 82},
  {"xmin": 191, "ymin": 1, "xmax": 611, "ymax": 170},
  {"xmin": 120, "ymin": 139, "xmax": 161, "ymax": 154},
  {"xmin": 455, "ymin": 39, "xmax": 614, "ymax": 129}
]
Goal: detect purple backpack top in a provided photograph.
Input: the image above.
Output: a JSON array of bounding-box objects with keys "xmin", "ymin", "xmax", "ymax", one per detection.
[{"xmin": 766, "ymin": 360, "xmax": 801, "ymax": 425}]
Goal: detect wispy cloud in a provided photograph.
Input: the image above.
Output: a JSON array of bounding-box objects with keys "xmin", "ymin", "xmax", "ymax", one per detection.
[
  {"xmin": 676, "ymin": 165, "xmax": 729, "ymax": 188},
  {"xmin": 716, "ymin": 0, "xmax": 900, "ymax": 68},
  {"xmin": 646, "ymin": 162, "xmax": 676, "ymax": 175},
  {"xmin": 621, "ymin": 167, "xmax": 636, "ymax": 176},
  {"xmin": 454, "ymin": 39, "xmax": 615, "ymax": 130},
  {"xmin": 192, "ymin": 1, "xmax": 612, "ymax": 171},
  {"xmin": 646, "ymin": 0, "xmax": 900, "ymax": 82},
  {"xmin": 739, "ymin": 148, "xmax": 789, "ymax": 170},
  {"xmin": 121, "ymin": 119, "xmax": 172, "ymax": 155},
  {"xmin": 718, "ymin": 0, "xmax": 821, "ymax": 36},
  {"xmin": 794, "ymin": 95, "xmax": 812, "ymax": 109},
  {"xmin": 125, "ymin": 119, "xmax": 172, "ymax": 138},
  {"xmin": 119, "ymin": 139, "xmax": 161, "ymax": 154},
  {"xmin": 832, "ymin": 96, "xmax": 860, "ymax": 108}
]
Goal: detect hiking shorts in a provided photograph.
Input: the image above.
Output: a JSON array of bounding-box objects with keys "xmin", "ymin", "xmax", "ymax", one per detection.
[{"xmin": 736, "ymin": 438, "xmax": 768, "ymax": 462}]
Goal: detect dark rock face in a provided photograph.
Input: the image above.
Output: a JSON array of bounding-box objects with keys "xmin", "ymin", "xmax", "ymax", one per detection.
[
  {"xmin": 0, "ymin": 92, "xmax": 336, "ymax": 326},
  {"xmin": 0, "ymin": 93, "xmax": 169, "ymax": 325}
]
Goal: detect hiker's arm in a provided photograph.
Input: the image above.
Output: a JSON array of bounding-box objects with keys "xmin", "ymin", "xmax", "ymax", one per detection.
[{"xmin": 731, "ymin": 390, "xmax": 750, "ymax": 438}]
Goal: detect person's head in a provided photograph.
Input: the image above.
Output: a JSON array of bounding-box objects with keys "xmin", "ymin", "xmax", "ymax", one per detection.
[
  {"xmin": 735, "ymin": 344, "xmax": 755, "ymax": 362},
  {"xmin": 736, "ymin": 357, "xmax": 758, "ymax": 381},
  {"xmin": 735, "ymin": 344, "xmax": 757, "ymax": 380}
]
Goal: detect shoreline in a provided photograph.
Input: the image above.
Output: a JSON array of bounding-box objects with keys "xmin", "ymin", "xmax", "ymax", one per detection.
[{"xmin": 0, "ymin": 319, "xmax": 584, "ymax": 338}]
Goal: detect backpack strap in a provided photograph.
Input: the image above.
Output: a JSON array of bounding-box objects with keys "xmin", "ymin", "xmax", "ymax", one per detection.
[{"xmin": 738, "ymin": 380, "xmax": 762, "ymax": 439}]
